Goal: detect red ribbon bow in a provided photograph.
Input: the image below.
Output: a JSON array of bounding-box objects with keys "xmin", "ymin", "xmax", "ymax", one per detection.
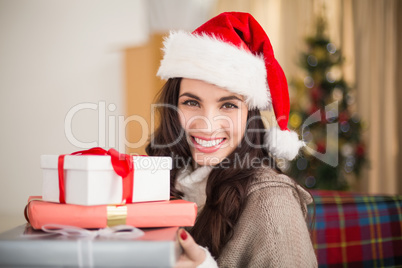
[{"xmin": 58, "ymin": 147, "xmax": 134, "ymax": 204}]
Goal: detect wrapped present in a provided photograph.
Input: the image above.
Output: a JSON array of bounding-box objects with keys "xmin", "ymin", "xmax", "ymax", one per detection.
[
  {"xmin": 25, "ymin": 196, "xmax": 197, "ymax": 229},
  {"xmin": 0, "ymin": 224, "xmax": 181, "ymax": 267},
  {"xmin": 41, "ymin": 147, "xmax": 172, "ymax": 205}
]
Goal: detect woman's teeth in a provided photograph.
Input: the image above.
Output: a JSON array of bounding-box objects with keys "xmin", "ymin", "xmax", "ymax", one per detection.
[{"xmin": 194, "ymin": 137, "xmax": 224, "ymax": 148}]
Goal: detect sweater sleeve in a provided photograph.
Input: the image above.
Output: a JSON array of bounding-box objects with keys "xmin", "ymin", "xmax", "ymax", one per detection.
[
  {"xmin": 218, "ymin": 181, "xmax": 318, "ymax": 268},
  {"xmin": 197, "ymin": 246, "xmax": 219, "ymax": 268}
]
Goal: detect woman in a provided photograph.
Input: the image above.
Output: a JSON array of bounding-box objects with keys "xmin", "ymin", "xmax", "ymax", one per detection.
[{"xmin": 146, "ymin": 12, "xmax": 317, "ymax": 267}]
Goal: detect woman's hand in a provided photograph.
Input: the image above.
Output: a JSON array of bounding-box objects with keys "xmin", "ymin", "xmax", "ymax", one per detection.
[{"xmin": 175, "ymin": 229, "xmax": 206, "ymax": 268}]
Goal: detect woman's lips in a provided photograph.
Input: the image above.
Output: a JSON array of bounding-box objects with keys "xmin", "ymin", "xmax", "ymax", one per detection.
[{"xmin": 191, "ymin": 136, "xmax": 226, "ymax": 153}]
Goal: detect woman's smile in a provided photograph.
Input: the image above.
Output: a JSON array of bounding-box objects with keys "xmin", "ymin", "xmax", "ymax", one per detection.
[{"xmin": 191, "ymin": 136, "xmax": 226, "ymax": 153}]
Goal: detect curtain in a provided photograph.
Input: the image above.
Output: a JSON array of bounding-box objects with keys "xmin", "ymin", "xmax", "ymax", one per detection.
[
  {"xmin": 397, "ymin": 0, "xmax": 402, "ymax": 195},
  {"xmin": 215, "ymin": 0, "xmax": 401, "ymax": 194},
  {"xmin": 352, "ymin": 0, "xmax": 400, "ymax": 195}
]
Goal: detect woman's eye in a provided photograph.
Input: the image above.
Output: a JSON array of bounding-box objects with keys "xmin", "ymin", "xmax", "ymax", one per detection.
[
  {"xmin": 222, "ymin": 103, "xmax": 238, "ymax": 109},
  {"xmin": 182, "ymin": 100, "xmax": 199, "ymax": 107}
]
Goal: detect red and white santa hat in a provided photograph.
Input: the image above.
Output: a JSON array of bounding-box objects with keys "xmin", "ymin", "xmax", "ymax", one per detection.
[{"xmin": 157, "ymin": 12, "xmax": 304, "ymax": 160}]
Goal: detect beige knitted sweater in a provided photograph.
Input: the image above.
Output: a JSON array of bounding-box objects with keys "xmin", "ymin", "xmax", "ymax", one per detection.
[{"xmin": 176, "ymin": 166, "xmax": 318, "ymax": 268}]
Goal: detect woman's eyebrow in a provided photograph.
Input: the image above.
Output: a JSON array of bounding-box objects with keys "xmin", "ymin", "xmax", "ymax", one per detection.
[
  {"xmin": 218, "ymin": 96, "xmax": 244, "ymax": 102},
  {"xmin": 179, "ymin": 93, "xmax": 243, "ymax": 102},
  {"xmin": 179, "ymin": 92, "xmax": 201, "ymax": 101}
]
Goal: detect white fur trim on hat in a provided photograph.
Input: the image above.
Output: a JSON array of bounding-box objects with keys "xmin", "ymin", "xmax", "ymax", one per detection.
[
  {"xmin": 157, "ymin": 31, "xmax": 271, "ymax": 110},
  {"xmin": 265, "ymin": 127, "xmax": 305, "ymax": 160}
]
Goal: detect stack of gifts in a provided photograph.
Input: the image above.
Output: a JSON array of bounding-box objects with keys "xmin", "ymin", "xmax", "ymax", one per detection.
[
  {"xmin": 27, "ymin": 147, "xmax": 197, "ymax": 229},
  {"xmin": 0, "ymin": 147, "xmax": 197, "ymax": 267}
]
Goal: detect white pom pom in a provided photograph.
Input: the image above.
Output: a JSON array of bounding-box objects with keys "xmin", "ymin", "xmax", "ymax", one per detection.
[{"xmin": 265, "ymin": 127, "xmax": 305, "ymax": 160}]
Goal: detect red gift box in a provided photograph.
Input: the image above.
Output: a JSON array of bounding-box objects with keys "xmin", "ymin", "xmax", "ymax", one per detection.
[{"xmin": 25, "ymin": 196, "xmax": 197, "ymax": 229}]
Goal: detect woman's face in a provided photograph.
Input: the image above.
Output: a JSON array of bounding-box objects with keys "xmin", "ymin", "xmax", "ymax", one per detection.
[{"xmin": 178, "ymin": 78, "xmax": 248, "ymax": 166}]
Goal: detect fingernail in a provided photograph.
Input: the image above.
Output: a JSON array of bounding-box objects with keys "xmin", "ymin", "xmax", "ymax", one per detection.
[{"xmin": 180, "ymin": 229, "xmax": 188, "ymax": 240}]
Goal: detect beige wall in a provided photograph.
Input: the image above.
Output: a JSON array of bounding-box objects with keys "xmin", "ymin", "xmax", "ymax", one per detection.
[{"xmin": 0, "ymin": 0, "xmax": 148, "ymax": 233}]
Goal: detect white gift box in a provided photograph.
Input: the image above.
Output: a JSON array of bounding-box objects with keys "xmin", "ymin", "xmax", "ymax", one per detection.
[{"xmin": 41, "ymin": 154, "xmax": 172, "ymax": 206}]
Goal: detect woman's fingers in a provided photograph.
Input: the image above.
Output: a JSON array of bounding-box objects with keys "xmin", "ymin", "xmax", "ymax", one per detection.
[{"xmin": 178, "ymin": 229, "xmax": 206, "ymax": 264}]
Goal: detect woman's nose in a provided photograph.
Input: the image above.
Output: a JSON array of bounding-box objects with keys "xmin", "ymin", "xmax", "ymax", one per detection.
[{"xmin": 188, "ymin": 109, "xmax": 231, "ymax": 132}]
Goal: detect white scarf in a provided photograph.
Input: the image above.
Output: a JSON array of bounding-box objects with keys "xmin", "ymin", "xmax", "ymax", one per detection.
[{"xmin": 175, "ymin": 165, "xmax": 213, "ymax": 212}]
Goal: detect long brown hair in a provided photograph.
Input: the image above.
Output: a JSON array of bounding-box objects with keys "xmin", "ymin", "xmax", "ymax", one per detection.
[{"xmin": 146, "ymin": 78, "xmax": 280, "ymax": 257}]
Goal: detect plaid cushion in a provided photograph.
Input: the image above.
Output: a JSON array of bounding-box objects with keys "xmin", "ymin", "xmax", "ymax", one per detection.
[{"xmin": 309, "ymin": 190, "xmax": 402, "ymax": 268}]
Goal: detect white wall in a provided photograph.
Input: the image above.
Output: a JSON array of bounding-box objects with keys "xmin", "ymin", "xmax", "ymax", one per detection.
[{"xmin": 0, "ymin": 0, "xmax": 148, "ymax": 232}]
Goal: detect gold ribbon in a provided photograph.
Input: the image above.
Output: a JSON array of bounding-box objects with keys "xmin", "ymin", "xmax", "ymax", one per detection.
[{"xmin": 107, "ymin": 205, "xmax": 127, "ymax": 227}]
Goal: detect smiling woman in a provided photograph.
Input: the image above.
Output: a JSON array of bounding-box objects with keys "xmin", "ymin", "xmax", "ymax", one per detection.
[{"xmin": 145, "ymin": 12, "xmax": 317, "ymax": 268}]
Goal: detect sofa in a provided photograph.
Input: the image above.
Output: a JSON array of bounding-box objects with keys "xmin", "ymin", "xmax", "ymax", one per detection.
[{"xmin": 309, "ymin": 190, "xmax": 402, "ymax": 267}]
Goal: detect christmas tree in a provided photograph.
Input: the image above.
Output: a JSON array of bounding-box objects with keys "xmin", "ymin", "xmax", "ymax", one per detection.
[{"xmin": 284, "ymin": 16, "xmax": 367, "ymax": 191}]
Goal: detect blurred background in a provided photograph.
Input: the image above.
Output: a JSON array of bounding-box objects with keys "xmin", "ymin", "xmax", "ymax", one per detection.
[{"xmin": 0, "ymin": 0, "xmax": 401, "ymax": 232}]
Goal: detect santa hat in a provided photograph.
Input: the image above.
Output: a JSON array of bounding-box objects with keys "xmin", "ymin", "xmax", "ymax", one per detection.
[{"xmin": 157, "ymin": 12, "xmax": 304, "ymax": 160}]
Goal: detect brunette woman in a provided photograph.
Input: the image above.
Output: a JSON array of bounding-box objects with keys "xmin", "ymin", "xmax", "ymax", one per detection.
[{"xmin": 146, "ymin": 12, "xmax": 317, "ymax": 268}]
